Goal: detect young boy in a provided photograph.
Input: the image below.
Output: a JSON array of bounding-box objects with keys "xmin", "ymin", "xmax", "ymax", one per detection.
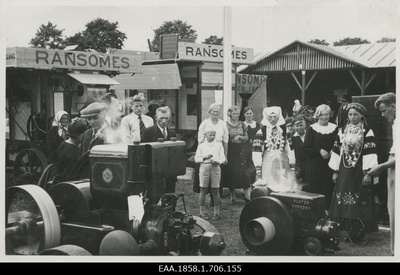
[{"xmin": 195, "ymin": 125, "xmax": 226, "ymax": 220}]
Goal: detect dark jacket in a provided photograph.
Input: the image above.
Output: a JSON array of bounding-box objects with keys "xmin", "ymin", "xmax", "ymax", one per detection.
[
  {"xmin": 141, "ymin": 125, "xmax": 177, "ymax": 143},
  {"xmin": 80, "ymin": 127, "xmax": 107, "ymax": 156},
  {"xmin": 141, "ymin": 124, "xmax": 177, "ymax": 194},
  {"xmin": 47, "ymin": 126, "xmax": 65, "ymax": 154}
]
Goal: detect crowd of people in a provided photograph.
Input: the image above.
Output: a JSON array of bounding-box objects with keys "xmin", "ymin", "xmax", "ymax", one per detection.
[{"xmin": 44, "ymin": 92, "xmax": 396, "ymax": 255}]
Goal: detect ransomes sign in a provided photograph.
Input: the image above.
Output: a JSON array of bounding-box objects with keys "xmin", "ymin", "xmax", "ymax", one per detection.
[
  {"xmin": 178, "ymin": 42, "xmax": 254, "ymax": 64},
  {"xmin": 6, "ymin": 47, "xmax": 142, "ymax": 73}
]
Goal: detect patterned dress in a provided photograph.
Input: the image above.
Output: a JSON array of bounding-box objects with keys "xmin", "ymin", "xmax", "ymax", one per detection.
[
  {"xmin": 252, "ymin": 125, "xmax": 294, "ymax": 188},
  {"xmin": 303, "ymin": 122, "xmax": 338, "ymax": 209},
  {"xmin": 222, "ymin": 121, "xmax": 251, "ymax": 189},
  {"xmin": 328, "ymin": 123, "xmax": 378, "ymax": 235}
]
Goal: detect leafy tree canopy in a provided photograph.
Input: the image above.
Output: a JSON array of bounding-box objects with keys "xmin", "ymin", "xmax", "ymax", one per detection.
[
  {"xmin": 29, "ymin": 22, "xmax": 65, "ymax": 49},
  {"xmin": 333, "ymin": 37, "xmax": 370, "ymax": 46},
  {"xmin": 203, "ymin": 35, "xmax": 223, "ymax": 45},
  {"xmin": 307, "ymin": 39, "xmax": 330, "ymax": 46},
  {"xmin": 79, "ymin": 18, "xmax": 127, "ymax": 53},
  {"xmin": 376, "ymin": 37, "xmax": 396, "ymax": 43},
  {"xmin": 151, "ymin": 20, "xmax": 197, "ymax": 52}
]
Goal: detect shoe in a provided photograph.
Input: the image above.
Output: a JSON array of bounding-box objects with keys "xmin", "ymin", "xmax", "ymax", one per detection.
[
  {"xmin": 199, "ymin": 214, "xmax": 210, "ymax": 220},
  {"xmin": 212, "ymin": 214, "xmax": 221, "ymax": 220}
]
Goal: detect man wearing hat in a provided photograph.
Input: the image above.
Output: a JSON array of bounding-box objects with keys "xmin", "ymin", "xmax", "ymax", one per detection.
[{"xmin": 80, "ymin": 102, "xmax": 110, "ymax": 155}]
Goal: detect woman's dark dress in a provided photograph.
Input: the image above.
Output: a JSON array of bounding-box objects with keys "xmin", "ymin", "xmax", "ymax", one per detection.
[
  {"xmin": 221, "ymin": 121, "xmax": 251, "ymax": 189},
  {"xmin": 47, "ymin": 126, "xmax": 66, "ymax": 155},
  {"xmin": 303, "ymin": 122, "xmax": 338, "ymax": 209},
  {"xmin": 328, "ymin": 126, "xmax": 378, "ymax": 235},
  {"xmin": 244, "ymin": 122, "xmax": 261, "ymax": 184},
  {"xmin": 48, "ymin": 142, "xmax": 80, "ymax": 183}
]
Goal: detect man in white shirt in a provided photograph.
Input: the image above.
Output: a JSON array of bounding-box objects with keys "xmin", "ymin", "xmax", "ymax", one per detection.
[
  {"xmin": 368, "ymin": 92, "xmax": 396, "ymax": 255},
  {"xmin": 120, "ymin": 94, "xmax": 154, "ymax": 143}
]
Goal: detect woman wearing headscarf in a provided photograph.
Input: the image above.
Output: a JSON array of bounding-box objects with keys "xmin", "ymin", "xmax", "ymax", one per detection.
[
  {"xmin": 252, "ymin": 106, "xmax": 295, "ymax": 189},
  {"xmin": 303, "ymin": 104, "xmax": 338, "ymax": 210},
  {"xmin": 328, "ymin": 103, "xmax": 378, "ymax": 244},
  {"xmin": 47, "ymin": 110, "xmax": 70, "ymax": 154}
]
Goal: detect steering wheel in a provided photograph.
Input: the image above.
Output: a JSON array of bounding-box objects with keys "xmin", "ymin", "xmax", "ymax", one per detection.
[{"xmin": 27, "ymin": 113, "xmax": 47, "ymax": 143}]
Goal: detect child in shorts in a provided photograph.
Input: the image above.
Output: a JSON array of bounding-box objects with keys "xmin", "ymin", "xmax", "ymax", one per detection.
[{"xmin": 195, "ymin": 125, "xmax": 226, "ymax": 220}]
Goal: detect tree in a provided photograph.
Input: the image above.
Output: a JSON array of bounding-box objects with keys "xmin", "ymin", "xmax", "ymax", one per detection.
[
  {"xmin": 62, "ymin": 32, "xmax": 85, "ymax": 48},
  {"xmin": 203, "ymin": 35, "xmax": 223, "ymax": 45},
  {"xmin": 151, "ymin": 20, "xmax": 198, "ymax": 52},
  {"xmin": 308, "ymin": 39, "xmax": 329, "ymax": 46},
  {"xmin": 30, "ymin": 22, "xmax": 65, "ymax": 49},
  {"xmin": 376, "ymin": 37, "xmax": 396, "ymax": 43},
  {"xmin": 333, "ymin": 37, "xmax": 370, "ymax": 46},
  {"xmin": 63, "ymin": 18, "xmax": 127, "ymax": 53}
]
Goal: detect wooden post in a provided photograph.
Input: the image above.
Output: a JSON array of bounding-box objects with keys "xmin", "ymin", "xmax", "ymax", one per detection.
[
  {"xmin": 223, "ymin": 6, "xmax": 232, "ymax": 121},
  {"xmin": 361, "ymin": 69, "xmax": 366, "ymax": 95},
  {"xmin": 301, "ymin": 71, "xmax": 306, "ymax": 106}
]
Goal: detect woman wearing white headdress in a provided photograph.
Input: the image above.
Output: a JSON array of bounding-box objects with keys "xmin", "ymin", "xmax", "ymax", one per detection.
[{"xmin": 252, "ymin": 106, "xmax": 295, "ymax": 188}]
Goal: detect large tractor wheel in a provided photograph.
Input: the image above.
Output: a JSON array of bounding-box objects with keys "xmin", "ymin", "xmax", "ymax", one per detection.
[{"xmin": 6, "ymin": 185, "xmax": 61, "ymax": 255}]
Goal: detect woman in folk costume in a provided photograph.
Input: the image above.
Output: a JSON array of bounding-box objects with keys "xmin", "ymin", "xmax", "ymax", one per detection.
[
  {"xmin": 252, "ymin": 106, "xmax": 295, "ymax": 188},
  {"xmin": 47, "ymin": 110, "xmax": 70, "ymax": 154},
  {"xmin": 328, "ymin": 103, "xmax": 378, "ymax": 244}
]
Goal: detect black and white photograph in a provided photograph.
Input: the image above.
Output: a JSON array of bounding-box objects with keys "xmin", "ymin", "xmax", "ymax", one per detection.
[{"xmin": 1, "ymin": 0, "xmax": 399, "ymax": 265}]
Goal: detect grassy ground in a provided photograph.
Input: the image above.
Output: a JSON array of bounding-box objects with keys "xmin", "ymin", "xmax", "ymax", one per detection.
[{"xmin": 175, "ymin": 169, "xmax": 392, "ymax": 258}]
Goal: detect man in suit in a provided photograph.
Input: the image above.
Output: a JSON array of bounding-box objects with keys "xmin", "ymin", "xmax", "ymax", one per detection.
[
  {"xmin": 141, "ymin": 106, "xmax": 177, "ymax": 193},
  {"xmin": 80, "ymin": 102, "xmax": 110, "ymax": 156}
]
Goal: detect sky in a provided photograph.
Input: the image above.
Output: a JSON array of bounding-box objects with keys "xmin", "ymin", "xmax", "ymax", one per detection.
[{"xmin": 2, "ymin": 0, "xmax": 400, "ymax": 58}]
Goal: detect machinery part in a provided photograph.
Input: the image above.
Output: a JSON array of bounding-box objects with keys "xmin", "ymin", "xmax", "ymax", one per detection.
[
  {"xmin": 192, "ymin": 215, "xmax": 218, "ymax": 234},
  {"xmin": 6, "ymin": 185, "xmax": 61, "ymax": 255},
  {"xmin": 27, "ymin": 113, "xmax": 47, "ymax": 143},
  {"xmin": 13, "ymin": 148, "xmax": 48, "ymax": 186},
  {"xmin": 48, "ymin": 181, "xmax": 94, "ymax": 223},
  {"xmin": 250, "ymin": 187, "xmax": 269, "ymax": 201},
  {"xmin": 99, "ymin": 230, "xmax": 140, "ymax": 255},
  {"xmin": 37, "ymin": 163, "xmax": 59, "ymax": 190},
  {"xmin": 39, "ymin": 245, "xmax": 92, "ymax": 255},
  {"xmin": 303, "ymin": 237, "xmax": 322, "ymax": 256},
  {"xmin": 199, "ymin": 232, "xmax": 226, "ymax": 256},
  {"xmin": 239, "ymin": 196, "xmax": 294, "ymax": 255},
  {"xmin": 243, "ymin": 217, "xmax": 275, "ymax": 245}
]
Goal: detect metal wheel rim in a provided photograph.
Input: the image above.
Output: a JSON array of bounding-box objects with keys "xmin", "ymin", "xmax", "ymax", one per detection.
[
  {"xmin": 6, "ymin": 185, "xmax": 61, "ymax": 254},
  {"xmin": 13, "ymin": 148, "xmax": 48, "ymax": 186}
]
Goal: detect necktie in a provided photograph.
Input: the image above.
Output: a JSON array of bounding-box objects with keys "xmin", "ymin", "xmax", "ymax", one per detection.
[
  {"xmin": 138, "ymin": 115, "xmax": 145, "ymax": 135},
  {"xmin": 90, "ymin": 130, "xmax": 97, "ymax": 146},
  {"xmin": 162, "ymin": 128, "xmax": 167, "ymax": 139}
]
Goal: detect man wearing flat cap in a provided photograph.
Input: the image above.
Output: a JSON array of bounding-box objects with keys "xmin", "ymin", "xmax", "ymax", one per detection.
[{"xmin": 80, "ymin": 102, "xmax": 110, "ymax": 156}]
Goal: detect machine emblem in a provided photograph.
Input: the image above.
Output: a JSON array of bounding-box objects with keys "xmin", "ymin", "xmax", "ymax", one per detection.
[{"xmin": 102, "ymin": 168, "xmax": 113, "ymax": 184}]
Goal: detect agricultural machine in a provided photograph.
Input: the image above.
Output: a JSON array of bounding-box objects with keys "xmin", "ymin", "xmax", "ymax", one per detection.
[
  {"xmin": 240, "ymin": 186, "xmax": 341, "ymax": 256},
  {"xmin": 6, "ymin": 140, "xmax": 226, "ymax": 256}
]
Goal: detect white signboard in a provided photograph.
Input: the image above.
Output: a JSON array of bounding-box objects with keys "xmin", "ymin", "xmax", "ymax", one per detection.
[
  {"xmin": 178, "ymin": 42, "xmax": 254, "ymax": 64},
  {"xmin": 6, "ymin": 47, "xmax": 143, "ymax": 73},
  {"xmin": 236, "ymin": 74, "xmax": 267, "ymax": 94}
]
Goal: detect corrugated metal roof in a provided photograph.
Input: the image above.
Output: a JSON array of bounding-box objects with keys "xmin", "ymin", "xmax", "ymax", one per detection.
[
  {"xmin": 332, "ymin": 42, "xmax": 396, "ymax": 68},
  {"xmin": 113, "ymin": 63, "xmax": 182, "ymax": 90},
  {"xmin": 241, "ymin": 40, "xmax": 395, "ymax": 74}
]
